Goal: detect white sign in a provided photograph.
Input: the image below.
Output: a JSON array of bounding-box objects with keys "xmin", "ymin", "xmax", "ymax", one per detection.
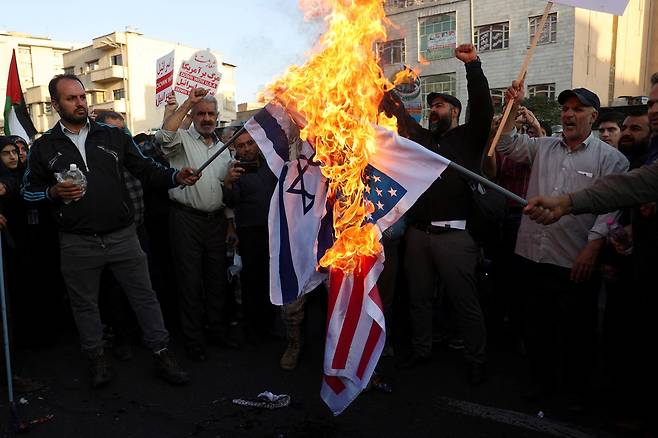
[
  {"xmin": 553, "ymin": 0, "xmax": 629, "ymax": 16},
  {"xmin": 173, "ymin": 50, "xmax": 222, "ymax": 103},
  {"xmin": 427, "ymin": 30, "xmax": 456, "ymax": 51},
  {"xmin": 155, "ymin": 50, "xmax": 175, "ymax": 107}
]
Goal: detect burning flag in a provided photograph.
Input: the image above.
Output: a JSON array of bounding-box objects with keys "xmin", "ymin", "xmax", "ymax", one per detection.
[
  {"xmin": 252, "ymin": 0, "xmax": 449, "ymax": 414},
  {"xmin": 4, "ymin": 49, "xmax": 37, "ymax": 140}
]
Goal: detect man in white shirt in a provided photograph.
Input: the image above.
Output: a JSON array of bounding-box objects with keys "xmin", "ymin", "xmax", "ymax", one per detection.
[{"xmin": 156, "ymin": 88, "xmax": 238, "ymax": 361}]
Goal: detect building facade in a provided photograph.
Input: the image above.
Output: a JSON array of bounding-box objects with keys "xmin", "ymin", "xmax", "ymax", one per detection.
[
  {"xmin": 0, "ymin": 31, "xmax": 81, "ymax": 134},
  {"xmin": 64, "ymin": 31, "xmax": 237, "ymax": 134},
  {"xmin": 381, "ymin": 0, "xmax": 657, "ymax": 125}
]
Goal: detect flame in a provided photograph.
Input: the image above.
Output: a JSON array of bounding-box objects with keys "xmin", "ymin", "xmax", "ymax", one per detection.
[
  {"xmin": 392, "ymin": 65, "xmax": 420, "ymax": 87},
  {"xmin": 265, "ymin": 0, "xmax": 395, "ymax": 273}
]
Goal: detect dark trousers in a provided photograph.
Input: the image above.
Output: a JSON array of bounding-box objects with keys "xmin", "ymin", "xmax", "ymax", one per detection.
[
  {"xmin": 59, "ymin": 224, "xmax": 169, "ymax": 354},
  {"xmin": 378, "ymin": 236, "xmax": 400, "ymax": 336},
  {"xmin": 405, "ymin": 226, "xmax": 486, "ymax": 364},
  {"xmin": 169, "ymin": 207, "xmax": 228, "ymax": 349},
  {"xmin": 237, "ymin": 226, "xmax": 274, "ymax": 335},
  {"xmin": 519, "ymin": 257, "xmax": 600, "ymax": 395}
]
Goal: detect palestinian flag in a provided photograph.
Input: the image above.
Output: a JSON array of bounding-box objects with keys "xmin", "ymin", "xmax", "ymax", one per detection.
[{"xmin": 4, "ymin": 49, "xmax": 37, "ymax": 141}]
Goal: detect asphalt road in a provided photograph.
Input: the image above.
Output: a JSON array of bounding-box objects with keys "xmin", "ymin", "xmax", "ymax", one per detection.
[{"xmin": 1, "ymin": 304, "xmax": 625, "ymax": 438}]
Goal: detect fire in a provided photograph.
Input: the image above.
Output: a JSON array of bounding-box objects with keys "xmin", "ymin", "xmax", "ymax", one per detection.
[{"xmin": 265, "ymin": 0, "xmax": 396, "ymax": 273}]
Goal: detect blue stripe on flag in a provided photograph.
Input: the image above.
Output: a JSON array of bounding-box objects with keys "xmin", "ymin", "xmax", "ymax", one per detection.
[
  {"xmin": 277, "ymin": 165, "xmax": 300, "ymax": 304},
  {"xmin": 254, "ymin": 107, "xmax": 290, "ymax": 162}
]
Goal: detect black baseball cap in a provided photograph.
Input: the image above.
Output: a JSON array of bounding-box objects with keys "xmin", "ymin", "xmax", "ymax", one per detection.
[
  {"xmin": 426, "ymin": 92, "xmax": 462, "ymax": 113},
  {"xmin": 557, "ymin": 88, "xmax": 600, "ymax": 112}
]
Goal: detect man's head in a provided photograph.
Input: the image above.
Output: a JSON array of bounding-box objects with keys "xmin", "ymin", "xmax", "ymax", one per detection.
[
  {"xmin": 648, "ymin": 73, "xmax": 658, "ymax": 134},
  {"xmin": 133, "ymin": 133, "xmax": 149, "ymax": 146},
  {"xmin": 427, "ymin": 92, "xmax": 461, "ymax": 136},
  {"xmin": 0, "ymin": 137, "xmax": 19, "ymax": 170},
  {"xmin": 48, "ymin": 74, "xmax": 88, "ymax": 126},
  {"xmin": 596, "ymin": 111, "xmax": 624, "ymax": 147},
  {"xmin": 234, "ymin": 131, "xmax": 259, "ymax": 162},
  {"xmin": 220, "ymin": 126, "xmax": 238, "ymax": 144},
  {"xmin": 191, "ymin": 95, "xmax": 219, "ymax": 138},
  {"xmin": 95, "ymin": 111, "xmax": 126, "ymax": 130},
  {"xmin": 9, "ymin": 135, "xmax": 28, "ymax": 163},
  {"xmin": 558, "ymin": 88, "xmax": 600, "ymax": 145},
  {"xmin": 619, "ymin": 109, "xmax": 651, "ymax": 157}
]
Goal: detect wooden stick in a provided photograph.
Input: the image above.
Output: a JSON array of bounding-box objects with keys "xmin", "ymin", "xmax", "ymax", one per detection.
[{"xmin": 487, "ymin": 1, "xmax": 553, "ymax": 157}]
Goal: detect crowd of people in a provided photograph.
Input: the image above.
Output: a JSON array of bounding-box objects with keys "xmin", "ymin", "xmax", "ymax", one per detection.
[{"xmin": 1, "ymin": 42, "xmax": 657, "ymax": 434}]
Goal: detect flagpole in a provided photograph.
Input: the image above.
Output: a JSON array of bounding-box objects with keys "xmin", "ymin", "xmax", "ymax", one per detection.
[
  {"xmin": 0, "ymin": 232, "xmax": 16, "ymax": 414},
  {"xmin": 178, "ymin": 125, "xmax": 246, "ymax": 189},
  {"xmin": 447, "ymin": 160, "xmax": 527, "ymax": 206},
  {"xmin": 486, "ymin": 1, "xmax": 554, "ymax": 157}
]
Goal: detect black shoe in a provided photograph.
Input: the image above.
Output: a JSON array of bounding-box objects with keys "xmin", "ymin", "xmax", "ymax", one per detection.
[
  {"xmin": 112, "ymin": 343, "xmax": 134, "ymax": 361},
  {"xmin": 89, "ymin": 350, "xmax": 115, "ymax": 388},
  {"xmin": 467, "ymin": 362, "xmax": 487, "ymax": 385},
  {"xmin": 186, "ymin": 345, "xmax": 208, "ymax": 362},
  {"xmin": 154, "ymin": 348, "xmax": 190, "ymax": 385},
  {"xmin": 397, "ymin": 352, "xmax": 430, "ymax": 370}
]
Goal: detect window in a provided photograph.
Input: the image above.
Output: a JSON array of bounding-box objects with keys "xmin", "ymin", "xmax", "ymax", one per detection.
[
  {"xmin": 17, "ymin": 46, "xmax": 34, "ymax": 88},
  {"xmin": 111, "ymin": 54, "xmax": 123, "ymax": 66},
  {"xmin": 113, "ymin": 88, "xmax": 125, "ymax": 100},
  {"xmin": 474, "ymin": 22, "xmax": 509, "ymax": 52},
  {"xmin": 527, "ymin": 83, "xmax": 556, "ymax": 100},
  {"xmin": 490, "ymin": 88, "xmax": 507, "ymax": 112},
  {"xmin": 86, "ymin": 59, "xmax": 99, "ymax": 73},
  {"xmin": 419, "ymin": 13, "xmax": 456, "ymax": 61},
  {"xmin": 88, "ymin": 91, "xmax": 105, "ymax": 105},
  {"xmin": 44, "ymin": 102, "xmax": 52, "ymax": 115},
  {"xmin": 377, "ymin": 39, "xmax": 405, "ymax": 66},
  {"xmin": 420, "ymin": 73, "xmax": 456, "ymax": 121},
  {"xmin": 529, "ymin": 13, "xmax": 557, "ymax": 45},
  {"xmin": 63, "ymin": 67, "xmax": 75, "ymax": 75}
]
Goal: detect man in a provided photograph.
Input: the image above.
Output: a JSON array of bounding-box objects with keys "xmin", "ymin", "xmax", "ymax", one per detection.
[
  {"xmin": 8, "ymin": 136, "xmax": 28, "ymax": 164},
  {"xmin": 22, "ymin": 74, "xmax": 198, "ymax": 387},
  {"xmin": 618, "ymin": 109, "xmax": 651, "ymax": 169},
  {"xmin": 497, "ymin": 82, "xmax": 629, "ymax": 408},
  {"xmin": 596, "ymin": 111, "xmax": 624, "ymax": 148},
  {"xmin": 156, "ymin": 88, "xmax": 238, "ymax": 362},
  {"xmin": 223, "ymin": 131, "xmax": 277, "ymax": 344},
  {"xmin": 381, "ymin": 44, "xmax": 492, "ymax": 384}
]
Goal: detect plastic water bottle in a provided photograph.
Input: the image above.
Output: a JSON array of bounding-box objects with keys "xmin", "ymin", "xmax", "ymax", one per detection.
[
  {"xmin": 58, "ymin": 164, "xmax": 87, "ymax": 204},
  {"xmin": 606, "ymin": 218, "xmax": 632, "ymax": 255}
]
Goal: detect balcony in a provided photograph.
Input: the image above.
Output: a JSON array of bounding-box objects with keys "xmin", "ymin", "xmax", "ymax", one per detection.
[
  {"xmin": 90, "ymin": 65, "xmax": 125, "ymax": 84},
  {"xmin": 24, "ymin": 85, "xmax": 50, "ymax": 104},
  {"xmin": 92, "ymin": 32, "xmax": 127, "ymax": 50},
  {"xmin": 91, "ymin": 99, "xmax": 126, "ymax": 114}
]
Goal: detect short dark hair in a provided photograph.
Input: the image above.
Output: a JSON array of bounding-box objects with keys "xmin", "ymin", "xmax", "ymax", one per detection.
[
  {"xmin": 626, "ymin": 107, "xmax": 649, "ymax": 117},
  {"xmin": 539, "ymin": 121, "xmax": 552, "ymax": 137},
  {"xmin": 596, "ymin": 111, "xmax": 625, "ymax": 128},
  {"xmin": 651, "ymin": 72, "xmax": 658, "ymax": 86},
  {"xmin": 95, "ymin": 111, "xmax": 124, "ymax": 124},
  {"xmin": 48, "ymin": 74, "xmax": 85, "ymax": 101}
]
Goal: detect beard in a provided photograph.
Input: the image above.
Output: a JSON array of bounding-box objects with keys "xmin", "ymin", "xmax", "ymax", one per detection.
[
  {"xmin": 429, "ymin": 115, "xmax": 452, "ymax": 136},
  {"xmin": 60, "ymin": 106, "xmax": 88, "ymax": 125}
]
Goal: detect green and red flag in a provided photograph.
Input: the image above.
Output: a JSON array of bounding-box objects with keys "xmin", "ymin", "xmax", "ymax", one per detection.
[{"xmin": 4, "ymin": 49, "xmax": 37, "ymax": 141}]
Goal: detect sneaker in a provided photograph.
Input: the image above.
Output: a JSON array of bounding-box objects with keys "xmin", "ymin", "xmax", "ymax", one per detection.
[
  {"xmin": 89, "ymin": 349, "xmax": 115, "ymax": 389},
  {"xmin": 154, "ymin": 348, "xmax": 190, "ymax": 385}
]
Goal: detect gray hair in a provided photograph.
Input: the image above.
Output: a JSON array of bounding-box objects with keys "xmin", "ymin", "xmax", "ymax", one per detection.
[{"xmin": 192, "ymin": 94, "xmax": 219, "ymax": 115}]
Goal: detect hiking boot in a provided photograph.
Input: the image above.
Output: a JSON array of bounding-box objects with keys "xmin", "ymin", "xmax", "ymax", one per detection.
[
  {"xmin": 89, "ymin": 349, "xmax": 115, "ymax": 388},
  {"xmin": 153, "ymin": 348, "xmax": 190, "ymax": 385},
  {"xmin": 280, "ymin": 327, "xmax": 301, "ymax": 371}
]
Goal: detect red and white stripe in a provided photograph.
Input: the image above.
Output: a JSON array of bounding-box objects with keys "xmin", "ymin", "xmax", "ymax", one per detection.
[{"xmin": 321, "ymin": 254, "xmax": 386, "ymax": 415}]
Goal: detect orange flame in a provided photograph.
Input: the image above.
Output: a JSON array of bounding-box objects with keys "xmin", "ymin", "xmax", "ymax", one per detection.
[{"xmin": 265, "ymin": 0, "xmax": 395, "ymax": 273}]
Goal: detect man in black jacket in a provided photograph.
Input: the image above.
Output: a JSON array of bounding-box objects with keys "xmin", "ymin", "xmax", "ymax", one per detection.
[
  {"xmin": 22, "ymin": 74, "xmax": 199, "ymax": 388},
  {"xmin": 383, "ymin": 44, "xmax": 493, "ymax": 384}
]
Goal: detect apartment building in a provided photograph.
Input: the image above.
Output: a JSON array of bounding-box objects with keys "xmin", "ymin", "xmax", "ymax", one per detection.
[
  {"xmin": 63, "ymin": 31, "xmax": 237, "ymax": 134},
  {"xmin": 380, "ymin": 0, "xmax": 657, "ymax": 124},
  {"xmin": 0, "ymin": 31, "xmax": 81, "ymax": 133}
]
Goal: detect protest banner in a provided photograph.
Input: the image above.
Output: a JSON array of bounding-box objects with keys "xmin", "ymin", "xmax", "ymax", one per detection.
[
  {"xmin": 155, "ymin": 50, "xmax": 175, "ymax": 107},
  {"xmin": 173, "ymin": 50, "xmax": 222, "ymax": 103}
]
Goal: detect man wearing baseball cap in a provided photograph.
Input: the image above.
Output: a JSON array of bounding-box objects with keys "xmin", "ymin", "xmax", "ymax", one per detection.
[
  {"xmin": 496, "ymin": 82, "xmax": 628, "ymax": 410},
  {"xmin": 380, "ymin": 44, "xmax": 494, "ymax": 385}
]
